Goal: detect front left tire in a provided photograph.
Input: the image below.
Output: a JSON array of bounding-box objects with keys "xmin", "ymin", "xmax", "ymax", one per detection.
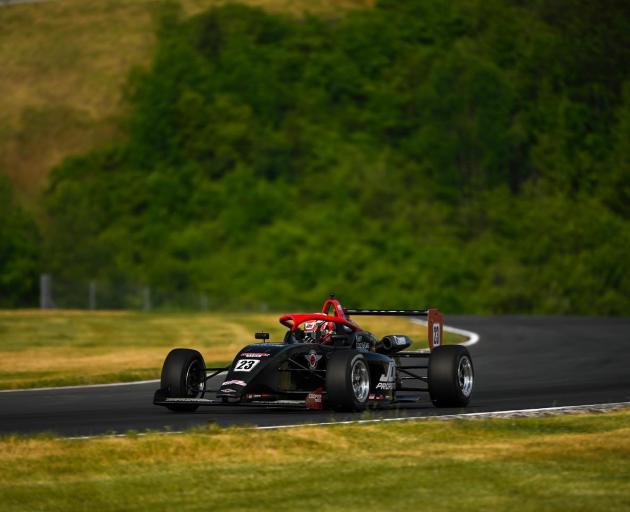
[{"xmin": 160, "ymin": 348, "xmax": 206, "ymax": 412}]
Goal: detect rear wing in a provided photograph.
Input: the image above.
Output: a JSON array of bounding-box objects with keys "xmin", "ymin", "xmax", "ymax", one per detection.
[{"xmin": 343, "ymin": 308, "xmax": 444, "ymax": 351}]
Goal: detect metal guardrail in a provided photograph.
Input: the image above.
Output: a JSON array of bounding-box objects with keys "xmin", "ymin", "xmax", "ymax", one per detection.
[{"xmin": 0, "ymin": 0, "xmax": 52, "ymax": 6}]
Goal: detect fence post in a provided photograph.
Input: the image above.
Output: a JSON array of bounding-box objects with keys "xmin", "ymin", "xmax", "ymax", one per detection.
[
  {"xmin": 89, "ymin": 281, "xmax": 97, "ymax": 310},
  {"xmin": 200, "ymin": 293, "xmax": 208, "ymax": 312},
  {"xmin": 142, "ymin": 286, "xmax": 151, "ymax": 312},
  {"xmin": 40, "ymin": 274, "xmax": 54, "ymax": 309}
]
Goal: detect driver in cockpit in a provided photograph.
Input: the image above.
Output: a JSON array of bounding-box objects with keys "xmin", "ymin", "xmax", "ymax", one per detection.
[
  {"xmin": 302, "ymin": 320, "xmax": 335, "ymax": 344},
  {"xmin": 285, "ymin": 319, "xmax": 335, "ymax": 344}
]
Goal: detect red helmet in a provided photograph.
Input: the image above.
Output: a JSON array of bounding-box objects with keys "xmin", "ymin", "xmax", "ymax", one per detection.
[{"xmin": 302, "ymin": 320, "xmax": 335, "ymax": 344}]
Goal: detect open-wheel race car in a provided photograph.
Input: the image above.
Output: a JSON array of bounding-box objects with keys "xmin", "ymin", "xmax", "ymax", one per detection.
[{"xmin": 153, "ymin": 296, "xmax": 474, "ymax": 412}]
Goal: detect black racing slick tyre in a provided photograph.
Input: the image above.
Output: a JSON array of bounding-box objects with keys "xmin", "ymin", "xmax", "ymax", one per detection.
[
  {"xmin": 160, "ymin": 348, "xmax": 206, "ymax": 412},
  {"xmin": 428, "ymin": 345, "xmax": 474, "ymax": 407},
  {"xmin": 326, "ymin": 351, "xmax": 370, "ymax": 412}
]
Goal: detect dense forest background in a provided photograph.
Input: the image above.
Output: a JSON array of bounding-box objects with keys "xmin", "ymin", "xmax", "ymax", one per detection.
[{"xmin": 2, "ymin": 0, "xmax": 629, "ymax": 313}]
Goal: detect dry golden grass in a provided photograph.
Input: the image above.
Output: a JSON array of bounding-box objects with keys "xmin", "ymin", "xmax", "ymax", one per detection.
[
  {"xmin": 0, "ymin": 0, "xmax": 373, "ymax": 210},
  {"xmin": 0, "ymin": 309, "xmax": 463, "ymax": 389},
  {"xmin": 0, "ymin": 409, "xmax": 628, "ymax": 511}
]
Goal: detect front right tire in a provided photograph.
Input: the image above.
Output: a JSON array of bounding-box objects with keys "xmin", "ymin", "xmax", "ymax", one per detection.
[{"xmin": 326, "ymin": 350, "xmax": 370, "ymax": 411}]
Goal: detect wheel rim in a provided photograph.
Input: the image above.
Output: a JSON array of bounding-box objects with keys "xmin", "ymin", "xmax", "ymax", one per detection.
[
  {"xmin": 457, "ymin": 356, "xmax": 474, "ymax": 397},
  {"xmin": 185, "ymin": 360, "xmax": 204, "ymax": 397},
  {"xmin": 351, "ymin": 359, "xmax": 370, "ymax": 402}
]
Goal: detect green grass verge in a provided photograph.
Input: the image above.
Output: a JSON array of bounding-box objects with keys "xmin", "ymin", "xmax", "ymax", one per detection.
[
  {"xmin": 0, "ymin": 310, "xmax": 465, "ymax": 389},
  {"xmin": 0, "ymin": 409, "xmax": 629, "ymax": 511}
]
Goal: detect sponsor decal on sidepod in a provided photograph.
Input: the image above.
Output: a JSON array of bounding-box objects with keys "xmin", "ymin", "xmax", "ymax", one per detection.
[
  {"xmin": 375, "ymin": 363, "xmax": 396, "ymax": 391},
  {"xmin": 305, "ymin": 349, "xmax": 323, "ymax": 370},
  {"xmin": 355, "ymin": 337, "xmax": 371, "ymax": 351}
]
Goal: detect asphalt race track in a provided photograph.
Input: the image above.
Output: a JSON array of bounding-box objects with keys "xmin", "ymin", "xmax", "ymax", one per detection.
[{"xmin": 1, "ymin": 316, "xmax": 629, "ymax": 437}]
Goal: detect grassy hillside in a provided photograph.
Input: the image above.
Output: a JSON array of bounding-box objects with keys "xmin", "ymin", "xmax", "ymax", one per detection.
[
  {"xmin": 1, "ymin": 409, "xmax": 629, "ymax": 510},
  {"xmin": 1, "ymin": 0, "xmax": 628, "ymax": 314},
  {"xmin": 0, "ymin": 0, "xmax": 372, "ymax": 210},
  {"xmin": 41, "ymin": 0, "xmax": 630, "ymax": 314},
  {"xmin": 0, "ymin": 310, "xmax": 462, "ymax": 389}
]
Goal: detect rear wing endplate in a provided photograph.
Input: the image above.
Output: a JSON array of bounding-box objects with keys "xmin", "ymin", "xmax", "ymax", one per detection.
[{"xmin": 343, "ymin": 308, "xmax": 444, "ymax": 351}]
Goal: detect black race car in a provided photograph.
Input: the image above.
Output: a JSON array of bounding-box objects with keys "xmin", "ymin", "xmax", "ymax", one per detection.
[{"xmin": 153, "ymin": 297, "xmax": 474, "ymax": 412}]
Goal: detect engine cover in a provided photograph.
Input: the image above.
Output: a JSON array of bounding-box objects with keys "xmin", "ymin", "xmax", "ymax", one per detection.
[{"xmin": 377, "ymin": 335, "xmax": 412, "ymax": 354}]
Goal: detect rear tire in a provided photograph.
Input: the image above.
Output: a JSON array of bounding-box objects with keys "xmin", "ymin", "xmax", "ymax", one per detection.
[
  {"xmin": 428, "ymin": 345, "xmax": 474, "ymax": 407},
  {"xmin": 326, "ymin": 351, "xmax": 370, "ymax": 411},
  {"xmin": 160, "ymin": 348, "xmax": 206, "ymax": 412}
]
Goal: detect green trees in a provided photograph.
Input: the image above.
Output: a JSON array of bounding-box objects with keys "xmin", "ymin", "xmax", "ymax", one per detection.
[
  {"xmin": 40, "ymin": 0, "xmax": 629, "ymax": 313},
  {"xmin": 0, "ymin": 176, "xmax": 40, "ymax": 307}
]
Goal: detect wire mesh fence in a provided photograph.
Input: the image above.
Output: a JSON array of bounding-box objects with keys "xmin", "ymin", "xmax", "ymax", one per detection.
[{"xmin": 38, "ymin": 274, "xmax": 249, "ymax": 312}]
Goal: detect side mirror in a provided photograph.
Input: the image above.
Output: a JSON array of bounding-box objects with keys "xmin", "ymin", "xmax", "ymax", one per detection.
[{"xmin": 255, "ymin": 332, "xmax": 270, "ymax": 341}]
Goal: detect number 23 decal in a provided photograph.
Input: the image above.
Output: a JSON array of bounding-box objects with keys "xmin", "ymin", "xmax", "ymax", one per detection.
[
  {"xmin": 432, "ymin": 324, "xmax": 441, "ymax": 347},
  {"xmin": 234, "ymin": 359, "xmax": 260, "ymax": 372}
]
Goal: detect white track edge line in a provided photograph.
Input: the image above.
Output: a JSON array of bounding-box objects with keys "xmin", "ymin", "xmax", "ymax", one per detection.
[
  {"xmin": 256, "ymin": 401, "xmax": 630, "ymax": 430},
  {"xmin": 410, "ymin": 318, "xmax": 480, "ymax": 347},
  {"xmin": 63, "ymin": 401, "xmax": 630, "ymax": 440},
  {"xmin": 0, "ymin": 379, "xmax": 160, "ymax": 393},
  {"xmin": 1, "ymin": 320, "xmax": 480, "ymax": 393}
]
